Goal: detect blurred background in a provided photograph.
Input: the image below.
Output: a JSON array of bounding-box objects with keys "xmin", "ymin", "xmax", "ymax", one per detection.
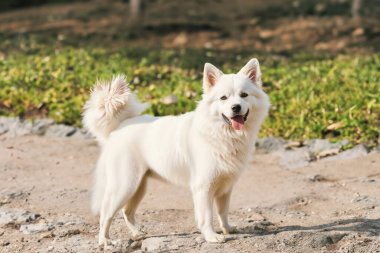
[{"xmin": 0, "ymin": 0, "xmax": 379, "ymax": 146}]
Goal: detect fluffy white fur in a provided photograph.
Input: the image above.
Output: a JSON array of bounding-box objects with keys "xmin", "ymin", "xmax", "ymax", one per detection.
[{"xmin": 83, "ymin": 59, "xmax": 270, "ymax": 246}]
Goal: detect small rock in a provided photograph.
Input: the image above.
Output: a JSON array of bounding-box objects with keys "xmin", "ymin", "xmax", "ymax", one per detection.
[
  {"xmin": 306, "ymin": 139, "xmax": 343, "ymax": 159},
  {"xmin": 0, "ymin": 190, "xmax": 28, "ymax": 205},
  {"xmin": 0, "ymin": 208, "xmax": 40, "ymax": 226},
  {"xmin": 0, "ymin": 117, "xmax": 33, "ymax": 137},
  {"xmin": 70, "ymin": 128, "xmax": 93, "ymax": 139},
  {"xmin": 141, "ymin": 236, "xmax": 196, "ymax": 251},
  {"xmin": 285, "ymin": 141, "xmax": 303, "ymax": 149},
  {"xmin": 31, "ymin": 119, "xmax": 55, "ymax": 135},
  {"xmin": 54, "ymin": 221, "xmax": 64, "ymax": 226},
  {"xmin": 259, "ymin": 221, "xmax": 274, "ymax": 226},
  {"xmin": 247, "ymin": 212, "xmax": 266, "ymax": 222},
  {"xmin": 130, "ymin": 240, "xmax": 141, "ymax": 249},
  {"xmin": 20, "ymin": 223, "xmax": 54, "ymax": 234},
  {"xmin": 0, "ymin": 199, "xmax": 10, "ymax": 206},
  {"xmin": 56, "ymin": 228, "xmax": 80, "ymax": 237},
  {"xmin": 44, "ymin": 125, "xmax": 77, "ymax": 137},
  {"xmin": 279, "ymin": 147, "xmax": 310, "ymax": 169},
  {"xmin": 310, "ymin": 234, "xmax": 334, "ymax": 248},
  {"xmin": 141, "ymin": 237, "xmax": 164, "ymax": 251},
  {"xmin": 317, "ymin": 148, "xmax": 340, "ymax": 158},
  {"xmin": 324, "ymin": 144, "xmax": 369, "ymax": 162},
  {"xmin": 310, "ymin": 233, "xmax": 346, "ymax": 248},
  {"xmin": 0, "ymin": 119, "xmax": 8, "ymax": 135},
  {"xmin": 161, "ymin": 95, "xmax": 178, "ymax": 105},
  {"xmin": 39, "ymin": 231, "xmax": 54, "ymax": 240},
  {"xmin": 1, "ymin": 241, "xmax": 10, "ymax": 246},
  {"xmin": 256, "ymin": 137, "xmax": 286, "ymax": 153},
  {"xmin": 308, "ymin": 174, "xmax": 326, "ymax": 182}
]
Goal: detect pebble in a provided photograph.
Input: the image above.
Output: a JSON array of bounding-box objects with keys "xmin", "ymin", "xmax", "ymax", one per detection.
[
  {"xmin": 307, "ymin": 174, "xmax": 326, "ymax": 182},
  {"xmin": 130, "ymin": 240, "xmax": 141, "ymax": 249},
  {"xmin": 323, "ymin": 144, "xmax": 369, "ymax": 162},
  {"xmin": 256, "ymin": 137, "xmax": 286, "ymax": 153},
  {"xmin": 44, "ymin": 125, "xmax": 77, "ymax": 138},
  {"xmin": 247, "ymin": 212, "xmax": 266, "ymax": 222},
  {"xmin": 20, "ymin": 223, "xmax": 54, "ymax": 234},
  {"xmin": 0, "ymin": 117, "xmax": 91, "ymax": 139},
  {"xmin": 0, "ymin": 208, "xmax": 40, "ymax": 226},
  {"xmin": 56, "ymin": 228, "xmax": 80, "ymax": 237},
  {"xmin": 1, "ymin": 241, "xmax": 10, "ymax": 246},
  {"xmin": 0, "ymin": 190, "xmax": 28, "ymax": 205},
  {"xmin": 310, "ymin": 233, "xmax": 347, "ymax": 248},
  {"xmin": 306, "ymin": 139, "xmax": 347, "ymax": 159},
  {"xmin": 141, "ymin": 235, "xmax": 197, "ymax": 252}
]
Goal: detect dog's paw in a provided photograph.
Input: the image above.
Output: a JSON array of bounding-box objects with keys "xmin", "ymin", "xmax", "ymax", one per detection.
[
  {"xmin": 204, "ymin": 233, "xmax": 225, "ymax": 243},
  {"xmin": 221, "ymin": 225, "xmax": 237, "ymax": 235},
  {"xmin": 131, "ymin": 230, "xmax": 146, "ymax": 241},
  {"xmin": 98, "ymin": 237, "xmax": 111, "ymax": 247}
]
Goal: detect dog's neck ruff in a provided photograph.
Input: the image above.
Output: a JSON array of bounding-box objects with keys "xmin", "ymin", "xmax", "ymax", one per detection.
[{"xmin": 194, "ymin": 110, "xmax": 257, "ymax": 175}]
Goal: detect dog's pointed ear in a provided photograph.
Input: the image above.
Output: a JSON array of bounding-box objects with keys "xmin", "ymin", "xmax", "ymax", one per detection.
[
  {"xmin": 203, "ymin": 63, "xmax": 223, "ymax": 92},
  {"xmin": 238, "ymin": 58, "xmax": 262, "ymax": 88}
]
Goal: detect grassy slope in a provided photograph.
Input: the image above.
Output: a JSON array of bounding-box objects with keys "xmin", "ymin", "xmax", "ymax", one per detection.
[{"xmin": 0, "ymin": 47, "xmax": 379, "ymax": 145}]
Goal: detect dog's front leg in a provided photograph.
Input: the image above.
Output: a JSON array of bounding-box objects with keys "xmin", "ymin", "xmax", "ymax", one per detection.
[
  {"xmin": 192, "ymin": 189, "xmax": 225, "ymax": 243},
  {"xmin": 215, "ymin": 190, "xmax": 234, "ymax": 234}
]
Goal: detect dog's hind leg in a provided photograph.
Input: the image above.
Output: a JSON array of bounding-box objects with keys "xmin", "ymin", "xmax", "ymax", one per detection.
[
  {"xmin": 98, "ymin": 162, "xmax": 146, "ymax": 246},
  {"xmin": 215, "ymin": 190, "xmax": 233, "ymax": 234},
  {"xmin": 98, "ymin": 194, "xmax": 115, "ymax": 246},
  {"xmin": 121, "ymin": 173, "xmax": 148, "ymax": 240}
]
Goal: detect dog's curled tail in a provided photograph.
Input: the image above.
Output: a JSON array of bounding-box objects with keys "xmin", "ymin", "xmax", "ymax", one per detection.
[{"xmin": 83, "ymin": 75, "xmax": 148, "ymax": 144}]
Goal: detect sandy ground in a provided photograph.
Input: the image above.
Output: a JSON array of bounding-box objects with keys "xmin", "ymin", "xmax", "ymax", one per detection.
[{"xmin": 0, "ymin": 135, "xmax": 379, "ymax": 252}]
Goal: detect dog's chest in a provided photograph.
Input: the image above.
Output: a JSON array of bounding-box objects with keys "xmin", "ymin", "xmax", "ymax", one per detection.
[{"xmin": 211, "ymin": 137, "xmax": 251, "ymax": 173}]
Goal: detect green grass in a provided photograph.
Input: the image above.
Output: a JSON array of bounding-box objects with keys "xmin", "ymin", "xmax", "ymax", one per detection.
[{"xmin": 0, "ymin": 46, "xmax": 379, "ymax": 146}]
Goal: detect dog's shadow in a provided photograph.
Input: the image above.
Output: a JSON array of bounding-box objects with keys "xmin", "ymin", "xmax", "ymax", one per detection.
[
  {"xmin": 132, "ymin": 218, "xmax": 380, "ymax": 245},
  {"xmin": 235, "ymin": 218, "xmax": 380, "ymax": 237}
]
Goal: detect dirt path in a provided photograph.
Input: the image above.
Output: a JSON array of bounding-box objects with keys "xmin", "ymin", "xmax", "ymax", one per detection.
[
  {"xmin": 0, "ymin": 135, "xmax": 379, "ymax": 252},
  {"xmin": 1, "ymin": 0, "xmax": 379, "ymax": 52}
]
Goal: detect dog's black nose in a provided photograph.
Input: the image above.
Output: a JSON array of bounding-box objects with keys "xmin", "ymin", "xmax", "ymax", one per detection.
[{"xmin": 231, "ymin": 104, "xmax": 241, "ymax": 113}]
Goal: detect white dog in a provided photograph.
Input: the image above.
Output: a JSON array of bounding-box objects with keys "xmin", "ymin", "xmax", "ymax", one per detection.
[{"xmin": 83, "ymin": 58, "xmax": 270, "ymax": 246}]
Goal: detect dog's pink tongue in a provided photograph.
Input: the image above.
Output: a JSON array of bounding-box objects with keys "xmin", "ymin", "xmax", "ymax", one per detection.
[{"xmin": 231, "ymin": 116, "xmax": 245, "ymax": 130}]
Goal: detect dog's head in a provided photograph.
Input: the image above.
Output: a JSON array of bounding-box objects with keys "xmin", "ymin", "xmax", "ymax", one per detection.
[{"xmin": 200, "ymin": 58, "xmax": 270, "ymax": 132}]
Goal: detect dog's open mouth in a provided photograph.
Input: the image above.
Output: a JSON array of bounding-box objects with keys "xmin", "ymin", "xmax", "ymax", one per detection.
[{"xmin": 222, "ymin": 109, "xmax": 249, "ymax": 131}]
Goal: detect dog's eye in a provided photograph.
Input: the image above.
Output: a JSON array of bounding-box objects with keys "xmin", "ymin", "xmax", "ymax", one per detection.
[
  {"xmin": 220, "ymin": 95, "xmax": 228, "ymax": 100},
  {"xmin": 240, "ymin": 92, "xmax": 248, "ymax": 98}
]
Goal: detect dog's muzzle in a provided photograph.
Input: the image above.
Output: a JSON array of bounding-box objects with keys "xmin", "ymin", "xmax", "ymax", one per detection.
[{"xmin": 222, "ymin": 109, "xmax": 249, "ymax": 126}]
